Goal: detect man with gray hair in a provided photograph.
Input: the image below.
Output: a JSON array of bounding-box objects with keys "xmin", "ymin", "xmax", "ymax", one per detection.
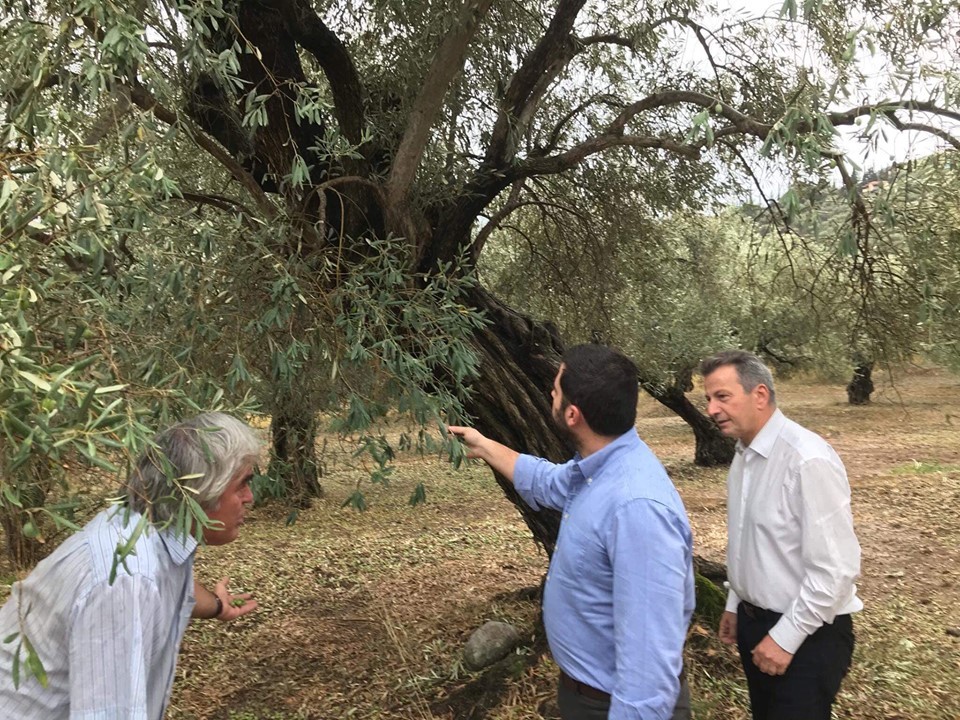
[
  {"xmin": 0, "ymin": 412, "xmax": 260, "ymax": 718},
  {"xmin": 700, "ymin": 350, "xmax": 862, "ymax": 720}
]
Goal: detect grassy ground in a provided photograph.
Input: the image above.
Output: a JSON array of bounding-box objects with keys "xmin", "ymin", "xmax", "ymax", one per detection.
[{"xmin": 5, "ymin": 368, "xmax": 960, "ymax": 718}]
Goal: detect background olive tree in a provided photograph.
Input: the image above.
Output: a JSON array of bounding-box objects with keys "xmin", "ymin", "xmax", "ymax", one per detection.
[{"xmin": 726, "ymin": 151, "xmax": 960, "ymax": 404}]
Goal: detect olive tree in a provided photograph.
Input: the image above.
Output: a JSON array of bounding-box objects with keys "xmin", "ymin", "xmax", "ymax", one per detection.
[{"xmin": 3, "ymin": 0, "xmax": 958, "ymax": 556}]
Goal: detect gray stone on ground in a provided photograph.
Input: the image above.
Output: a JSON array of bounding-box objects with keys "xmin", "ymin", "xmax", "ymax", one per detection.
[{"xmin": 463, "ymin": 620, "xmax": 521, "ymax": 670}]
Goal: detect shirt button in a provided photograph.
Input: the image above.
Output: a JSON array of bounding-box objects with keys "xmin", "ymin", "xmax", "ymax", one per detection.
[
  {"xmin": 587, "ymin": 478, "xmax": 592, "ymax": 484},
  {"xmin": 564, "ymin": 513, "xmax": 569, "ymax": 519}
]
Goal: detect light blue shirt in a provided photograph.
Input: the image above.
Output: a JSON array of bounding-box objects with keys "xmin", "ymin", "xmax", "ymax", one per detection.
[
  {"xmin": 514, "ymin": 429, "xmax": 695, "ymax": 720},
  {"xmin": 0, "ymin": 508, "xmax": 197, "ymax": 719}
]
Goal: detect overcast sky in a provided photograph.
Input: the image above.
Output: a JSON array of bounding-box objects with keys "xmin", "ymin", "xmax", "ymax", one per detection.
[{"xmin": 673, "ymin": 0, "xmax": 957, "ymax": 195}]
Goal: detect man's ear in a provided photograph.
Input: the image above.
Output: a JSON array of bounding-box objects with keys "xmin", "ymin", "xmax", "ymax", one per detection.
[
  {"xmin": 754, "ymin": 383, "xmax": 771, "ymax": 407},
  {"xmin": 566, "ymin": 403, "xmax": 583, "ymax": 428}
]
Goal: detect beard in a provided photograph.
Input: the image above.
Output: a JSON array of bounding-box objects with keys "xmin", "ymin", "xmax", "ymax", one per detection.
[{"xmin": 552, "ymin": 404, "xmax": 577, "ymax": 450}]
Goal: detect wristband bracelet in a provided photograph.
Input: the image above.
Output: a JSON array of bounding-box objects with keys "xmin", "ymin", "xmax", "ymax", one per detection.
[{"xmin": 213, "ymin": 596, "xmax": 223, "ymax": 619}]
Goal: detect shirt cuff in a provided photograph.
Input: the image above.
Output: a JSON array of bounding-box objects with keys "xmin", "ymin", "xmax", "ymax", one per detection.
[
  {"xmin": 768, "ymin": 615, "xmax": 808, "ymax": 654},
  {"xmin": 724, "ymin": 584, "xmax": 740, "ymax": 614}
]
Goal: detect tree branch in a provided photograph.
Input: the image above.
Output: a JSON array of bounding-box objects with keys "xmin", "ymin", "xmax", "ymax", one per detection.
[
  {"xmin": 605, "ymin": 93, "xmax": 960, "ymax": 155},
  {"xmin": 127, "ymin": 83, "xmax": 278, "ymax": 221},
  {"xmin": 280, "ymin": 0, "xmax": 365, "ymax": 144},
  {"xmin": 835, "ymin": 156, "xmax": 872, "ymax": 240},
  {"xmin": 884, "ymin": 119, "xmax": 960, "ymax": 151},
  {"xmin": 719, "ymin": 140, "xmax": 806, "ymax": 289},
  {"xmin": 84, "ymin": 86, "xmax": 132, "ymax": 145},
  {"xmin": 484, "ymin": 0, "xmax": 587, "ymax": 167},
  {"xmin": 578, "ymin": 33, "xmax": 637, "ymax": 50},
  {"xmin": 516, "ymin": 135, "xmax": 700, "ymax": 178},
  {"xmin": 576, "ymin": 12, "xmax": 681, "ymax": 54},
  {"xmin": 828, "ymin": 101, "xmax": 960, "ymax": 127},
  {"xmin": 176, "ymin": 192, "xmax": 256, "ymax": 216},
  {"xmin": 386, "ymin": 0, "xmax": 495, "ymax": 209},
  {"xmin": 681, "ymin": 18, "xmax": 726, "ymax": 101},
  {"xmin": 721, "ymin": 140, "xmax": 789, "ymax": 224},
  {"xmin": 610, "ymin": 90, "xmax": 771, "ymax": 137},
  {"xmin": 436, "ymin": 73, "xmax": 958, "ymax": 273},
  {"xmin": 4, "ymin": 72, "xmax": 59, "ymax": 109},
  {"xmin": 473, "ymin": 180, "xmax": 526, "ymax": 258},
  {"xmin": 535, "ymin": 93, "xmax": 624, "ymax": 157}
]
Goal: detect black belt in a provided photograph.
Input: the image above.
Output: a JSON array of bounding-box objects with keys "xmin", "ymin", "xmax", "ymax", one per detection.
[
  {"xmin": 740, "ymin": 600, "xmax": 782, "ymax": 620},
  {"xmin": 559, "ymin": 670, "xmax": 610, "ymax": 702},
  {"xmin": 741, "ymin": 601, "xmax": 852, "ymax": 626}
]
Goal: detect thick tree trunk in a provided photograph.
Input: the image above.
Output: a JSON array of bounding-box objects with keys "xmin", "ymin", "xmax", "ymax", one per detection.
[
  {"xmin": 463, "ymin": 288, "xmax": 566, "ymax": 555},
  {"xmin": 846, "ymin": 362, "xmax": 874, "ymax": 405},
  {"xmin": 461, "ymin": 288, "xmax": 726, "ymax": 631},
  {"xmin": 467, "ymin": 288, "xmax": 734, "ymax": 555},
  {"xmin": 641, "ymin": 383, "xmax": 736, "ymax": 467},
  {"xmin": 270, "ymin": 409, "xmax": 323, "ymax": 502},
  {"xmin": 462, "ymin": 289, "xmax": 736, "ymax": 551}
]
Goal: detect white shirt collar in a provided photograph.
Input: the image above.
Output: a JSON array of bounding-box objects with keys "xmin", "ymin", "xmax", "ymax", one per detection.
[{"xmin": 740, "ymin": 408, "xmax": 786, "ymax": 458}]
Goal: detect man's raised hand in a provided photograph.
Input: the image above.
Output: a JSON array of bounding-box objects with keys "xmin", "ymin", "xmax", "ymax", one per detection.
[
  {"xmin": 446, "ymin": 426, "xmax": 519, "ymax": 481},
  {"xmin": 446, "ymin": 425, "xmax": 486, "ymax": 459}
]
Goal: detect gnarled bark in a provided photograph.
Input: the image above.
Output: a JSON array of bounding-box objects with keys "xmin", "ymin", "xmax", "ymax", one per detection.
[
  {"xmin": 463, "ymin": 288, "xmax": 565, "ymax": 555},
  {"xmin": 462, "ymin": 288, "xmax": 734, "ymax": 555}
]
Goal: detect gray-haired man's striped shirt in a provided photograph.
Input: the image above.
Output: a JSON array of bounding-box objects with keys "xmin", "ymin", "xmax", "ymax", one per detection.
[{"xmin": 0, "ymin": 508, "xmax": 197, "ymax": 718}]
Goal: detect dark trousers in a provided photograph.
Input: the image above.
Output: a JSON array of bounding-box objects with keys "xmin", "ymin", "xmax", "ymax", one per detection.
[
  {"xmin": 556, "ymin": 671, "xmax": 691, "ymax": 720},
  {"xmin": 737, "ymin": 603, "xmax": 854, "ymax": 720}
]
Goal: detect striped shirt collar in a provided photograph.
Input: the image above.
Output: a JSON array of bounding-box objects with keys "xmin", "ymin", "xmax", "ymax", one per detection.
[{"xmin": 160, "ymin": 526, "xmax": 199, "ymax": 566}]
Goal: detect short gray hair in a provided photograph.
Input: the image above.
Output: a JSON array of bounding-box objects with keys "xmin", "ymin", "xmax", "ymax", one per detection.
[
  {"xmin": 126, "ymin": 413, "xmax": 260, "ymax": 522},
  {"xmin": 699, "ymin": 350, "xmax": 777, "ymax": 405}
]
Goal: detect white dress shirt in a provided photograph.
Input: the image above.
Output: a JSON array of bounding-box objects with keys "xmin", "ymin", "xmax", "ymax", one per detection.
[
  {"xmin": 725, "ymin": 409, "xmax": 863, "ymax": 654},
  {"xmin": 0, "ymin": 508, "xmax": 197, "ymax": 719}
]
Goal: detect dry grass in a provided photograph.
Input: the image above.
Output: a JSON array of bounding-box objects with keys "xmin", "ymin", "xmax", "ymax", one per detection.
[
  {"xmin": 3, "ymin": 368, "xmax": 960, "ymax": 719},
  {"xmin": 172, "ymin": 366, "xmax": 960, "ymax": 720}
]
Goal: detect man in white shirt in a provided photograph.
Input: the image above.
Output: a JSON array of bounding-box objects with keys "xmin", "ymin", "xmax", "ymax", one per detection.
[
  {"xmin": 700, "ymin": 350, "xmax": 862, "ymax": 720},
  {"xmin": 0, "ymin": 412, "xmax": 260, "ymax": 719}
]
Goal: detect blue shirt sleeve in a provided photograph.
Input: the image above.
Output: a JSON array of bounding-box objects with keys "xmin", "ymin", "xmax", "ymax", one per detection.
[
  {"xmin": 513, "ymin": 454, "xmax": 579, "ymax": 511},
  {"xmin": 607, "ymin": 498, "xmax": 693, "ymax": 720}
]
